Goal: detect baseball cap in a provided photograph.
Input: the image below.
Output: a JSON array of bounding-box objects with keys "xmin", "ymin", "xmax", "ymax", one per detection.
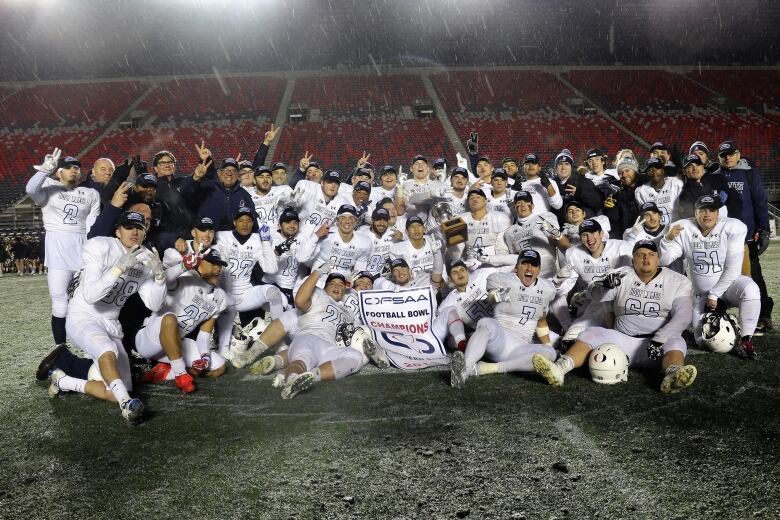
[
  {"xmin": 57, "ymin": 156, "xmax": 81, "ymax": 170},
  {"xmin": 644, "ymin": 157, "xmax": 664, "ymax": 171},
  {"xmin": 278, "ymin": 208, "xmax": 300, "ymax": 224},
  {"xmin": 202, "ymin": 248, "xmax": 228, "ymax": 267},
  {"xmin": 254, "ymin": 165, "xmax": 272, "ymax": 177},
  {"xmin": 447, "ymin": 259, "xmax": 468, "ymax": 274},
  {"xmin": 689, "ymin": 141, "xmax": 710, "ymax": 156},
  {"xmin": 325, "ymin": 272, "xmax": 347, "ymax": 286},
  {"xmin": 640, "ymin": 202, "xmax": 661, "ymax": 214},
  {"xmin": 238, "ymin": 160, "xmax": 254, "ymax": 171},
  {"xmin": 650, "ymin": 141, "xmax": 668, "ymax": 152},
  {"xmin": 380, "ymin": 165, "xmax": 397, "ymax": 176},
  {"xmin": 136, "ymin": 173, "xmax": 158, "ymax": 187},
  {"xmin": 220, "ymin": 158, "xmax": 239, "ymax": 170},
  {"xmin": 491, "ymin": 168, "xmax": 508, "ymax": 180},
  {"xmin": 233, "ymin": 206, "xmax": 254, "ymax": 220},
  {"xmin": 337, "ymin": 204, "xmax": 358, "ymax": 217},
  {"xmin": 695, "ymin": 195, "xmax": 722, "ymax": 210},
  {"xmin": 117, "ymin": 211, "xmax": 146, "ymax": 230},
  {"xmin": 411, "ymin": 154, "xmax": 428, "ymax": 164},
  {"xmin": 351, "ymin": 167, "xmax": 372, "ymax": 180},
  {"xmin": 717, "ymin": 140, "xmax": 738, "ymax": 157},
  {"xmin": 467, "ymin": 188, "xmax": 487, "ymax": 199},
  {"xmin": 194, "ymin": 216, "xmax": 216, "ymax": 230},
  {"xmin": 354, "ymin": 271, "xmax": 377, "ymax": 283},
  {"xmin": 271, "ymin": 162, "xmax": 287, "ymax": 172},
  {"xmin": 353, "ymin": 181, "xmax": 372, "ymax": 194},
  {"xmin": 579, "ymin": 218, "xmax": 603, "ymax": 234},
  {"xmin": 501, "ymin": 157, "xmax": 518, "ymax": 166},
  {"xmin": 476, "ymin": 156, "xmax": 492, "ymax": 165},
  {"xmin": 305, "ymin": 161, "xmax": 321, "ymax": 171},
  {"xmin": 322, "ymin": 170, "xmax": 342, "ymax": 183},
  {"xmin": 405, "ymin": 216, "xmax": 425, "ymax": 229},
  {"xmin": 517, "ymin": 249, "xmax": 541, "ymax": 267},
  {"xmin": 586, "ymin": 148, "xmax": 604, "ymax": 160},
  {"xmin": 564, "ymin": 199, "xmax": 586, "ymax": 211},
  {"xmin": 632, "ymin": 239, "xmax": 658, "ymax": 253},
  {"xmin": 390, "ymin": 258, "xmax": 409, "ymax": 269},
  {"xmin": 371, "ymin": 207, "xmax": 390, "ymax": 221},
  {"xmin": 513, "ymin": 190, "xmax": 533, "ymax": 203},
  {"xmin": 450, "ymin": 166, "xmax": 469, "ymax": 179},
  {"xmin": 433, "ymin": 158, "xmax": 447, "ymax": 169},
  {"xmin": 683, "ymin": 154, "xmax": 703, "ymax": 167},
  {"xmin": 523, "ymin": 153, "xmax": 539, "ymax": 164}
]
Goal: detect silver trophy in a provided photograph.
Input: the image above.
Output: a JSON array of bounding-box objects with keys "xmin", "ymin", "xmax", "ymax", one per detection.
[{"xmin": 431, "ymin": 202, "xmax": 467, "ymax": 246}]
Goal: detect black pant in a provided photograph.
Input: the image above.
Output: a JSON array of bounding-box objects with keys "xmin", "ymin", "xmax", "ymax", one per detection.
[{"xmin": 748, "ymin": 240, "xmax": 774, "ymax": 321}]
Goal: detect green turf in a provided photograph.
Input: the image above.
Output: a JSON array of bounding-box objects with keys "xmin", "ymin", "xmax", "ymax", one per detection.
[{"xmin": 1, "ymin": 246, "xmax": 779, "ymax": 519}]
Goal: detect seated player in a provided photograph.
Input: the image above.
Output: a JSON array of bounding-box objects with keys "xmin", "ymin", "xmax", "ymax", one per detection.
[
  {"xmin": 135, "ymin": 249, "xmax": 229, "ymax": 393},
  {"xmin": 450, "ymin": 250, "xmax": 557, "ymax": 388},
  {"xmin": 533, "ymin": 240, "xmax": 697, "ymax": 394}
]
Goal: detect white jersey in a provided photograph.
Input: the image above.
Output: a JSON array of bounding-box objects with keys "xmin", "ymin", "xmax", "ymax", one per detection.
[
  {"xmin": 388, "ymin": 237, "xmax": 437, "ymax": 286},
  {"xmin": 26, "ymin": 172, "xmax": 101, "ymax": 234},
  {"xmin": 460, "ymin": 211, "xmax": 512, "ymax": 259},
  {"xmin": 156, "ymin": 274, "xmax": 228, "ymax": 336},
  {"xmin": 559, "ymin": 239, "xmax": 633, "ymax": 295},
  {"xmin": 442, "ymin": 191, "xmax": 468, "ymax": 216},
  {"xmin": 298, "ymin": 288, "xmax": 354, "ymax": 342},
  {"xmin": 295, "ymin": 180, "xmax": 352, "ymax": 230},
  {"xmin": 486, "ymin": 272, "xmax": 556, "ymax": 342},
  {"xmin": 215, "ymin": 231, "xmax": 278, "ymax": 296},
  {"xmin": 439, "ymin": 268, "xmax": 496, "ymax": 328},
  {"xmin": 496, "ymin": 212, "xmax": 559, "ymax": 278},
  {"xmin": 592, "ymin": 266, "xmax": 692, "ymax": 338},
  {"xmin": 483, "ymin": 187, "xmax": 514, "ymax": 218},
  {"xmin": 341, "ymin": 291, "xmax": 363, "ymax": 324},
  {"xmin": 68, "ymin": 237, "xmax": 166, "ymax": 335},
  {"xmin": 519, "ymin": 178, "xmax": 563, "ymax": 214},
  {"xmin": 262, "ymin": 229, "xmax": 318, "ymax": 290},
  {"xmin": 361, "ymin": 228, "xmax": 396, "ymax": 275},
  {"xmin": 658, "ymin": 217, "xmax": 747, "ymax": 298},
  {"xmin": 313, "ymin": 231, "xmax": 372, "ymax": 281},
  {"xmin": 403, "ymin": 178, "xmax": 447, "ymax": 218},
  {"xmin": 586, "ymin": 170, "xmax": 619, "ymax": 188},
  {"xmin": 368, "ymin": 186, "xmax": 395, "ymax": 211},
  {"xmin": 635, "ymin": 177, "xmax": 683, "ymax": 227},
  {"xmin": 248, "ymin": 185, "xmax": 292, "ymax": 225}
]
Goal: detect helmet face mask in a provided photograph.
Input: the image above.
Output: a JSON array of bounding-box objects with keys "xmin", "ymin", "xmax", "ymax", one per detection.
[
  {"xmin": 589, "ymin": 343, "xmax": 629, "ymax": 384},
  {"xmin": 700, "ymin": 311, "xmax": 740, "ymax": 353}
]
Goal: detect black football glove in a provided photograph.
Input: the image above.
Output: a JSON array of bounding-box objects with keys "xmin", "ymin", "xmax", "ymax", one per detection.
[
  {"xmin": 597, "ymin": 272, "xmax": 626, "ymax": 289},
  {"xmin": 757, "ymin": 230, "xmax": 770, "ymax": 256},
  {"xmin": 274, "ymin": 237, "xmax": 295, "ymax": 256},
  {"xmin": 466, "ymin": 131, "xmax": 478, "ymax": 155}
]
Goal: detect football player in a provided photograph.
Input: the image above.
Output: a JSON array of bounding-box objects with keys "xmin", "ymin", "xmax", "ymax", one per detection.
[
  {"xmin": 388, "ymin": 216, "xmax": 445, "ymax": 288},
  {"xmin": 457, "ymin": 189, "xmax": 512, "ymax": 266},
  {"xmin": 262, "ymin": 208, "xmax": 318, "ymax": 305},
  {"xmin": 483, "ymin": 168, "xmax": 514, "ymax": 217},
  {"xmin": 362, "ymin": 207, "xmax": 397, "ymax": 276},
  {"xmin": 284, "ymin": 169, "xmax": 352, "ymax": 232},
  {"xmin": 533, "ymin": 240, "xmax": 697, "ymax": 394},
  {"xmin": 311, "ymin": 205, "xmax": 372, "ymax": 285},
  {"xmin": 635, "ymin": 157, "xmax": 683, "ymax": 226},
  {"xmin": 249, "ymin": 165, "xmax": 292, "ymax": 226},
  {"xmin": 519, "ymin": 153, "xmax": 562, "ymax": 214}
]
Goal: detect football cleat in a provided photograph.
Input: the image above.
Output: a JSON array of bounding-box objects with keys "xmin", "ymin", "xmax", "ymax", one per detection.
[
  {"xmin": 281, "ymin": 372, "xmax": 315, "ymax": 400},
  {"xmin": 250, "ymin": 355, "xmax": 278, "ymax": 376},
  {"xmin": 533, "ymin": 353, "xmax": 565, "ymax": 387},
  {"xmin": 660, "ymin": 365, "xmax": 697, "ymax": 394},
  {"xmin": 174, "ymin": 373, "xmax": 196, "ymax": 394},
  {"xmin": 140, "ymin": 362, "xmax": 172, "ymax": 384},
  {"xmin": 362, "ymin": 336, "xmax": 390, "ymax": 369},
  {"xmin": 733, "ymin": 337, "xmax": 758, "ymax": 360},
  {"xmin": 48, "ymin": 369, "xmax": 66, "ymax": 398},
  {"xmin": 120, "ymin": 398, "xmax": 144, "ymax": 425},
  {"xmin": 450, "ymin": 350, "xmax": 468, "ymax": 389},
  {"xmin": 36, "ymin": 343, "xmax": 66, "ymax": 381}
]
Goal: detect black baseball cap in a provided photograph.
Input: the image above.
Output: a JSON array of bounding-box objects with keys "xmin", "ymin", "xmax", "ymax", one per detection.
[
  {"xmin": 695, "ymin": 195, "xmax": 722, "ymax": 210},
  {"xmin": 517, "ymin": 249, "xmax": 541, "ymax": 267},
  {"xmin": 718, "ymin": 140, "xmax": 738, "ymax": 157},
  {"xmin": 513, "ymin": 190, "xmax": 533, "ymax": 203},
  {"xmin": 353, "ymin": 181, "xmax": 371, "ymax": 194},
  {"xmin": 491, "ymin": 168, "xmax": 508, "ymax": 180},
  {"xmin": 433, "ymin": 158, "xmax": 447, "ymax": 169},
  {"xmin": 632, "ymin": 240, "xmax": 658, "ymax": 253},
  {"xmin": 450, "ymin": 166, "xmax": 469, "ymax": 179},
  {"xmin": 501, "ymin": 157, "xmax": 518, "ymax": 167},
  {"xmin": 645, "ymin": 157, "xmax": 664, "ymax": 171},
  {"xmin": 579, "ymin": 218, "xmax": 603, "ymax": 234},
  {"xmin": 194, "ymin": 216, "xmax": 216, "ymax": 230},
  {"xmin": 390, "ymin": 258, "xmax": 409, "ymax": 269},
  {"xmin": 57, "ymin": 156, "xmax": 81, "ymax": 170},
  {"xmin": 523, "ymin": 153, "xmax": 540, "ymax": 164},
  {"xmin": 380, "ymin": 165, "xmax": 397, "ymax": 176},
  {"xmin": 650, "ymin": 141, "xmax": 668, "ymax": 152},
  {"xmin": 337, "ymin": 204, "xmax": 358, "ymax": 217},
  {"xmin": 220, "ymin": 158, "xmax": 239, "ymax": 170},
  {"xmin": 640, "ymin": 202, "xmax": 661, "ymax": 214},
  {"xmin": 322, "ymin": 170, "xmax": 342, "ymax": 183},
  {"xmin": 271, "ymin": 162, "xmax": 287, "ymax": 172},
  {"xmin": 564, "ymin": 199, "xmax": 586, "ymax": 211},
  {"xmin": 278, "ymin": 208, "xmax": 300, "ymax": 224},
  {"xmin": 447, "ymin": 260, "xmax": 468, "ymax": 274},
  {"xmin": 117, "ymin": 211, "xmax": 146, "ymax": 230},
  {"xmin": 325, "ymin": 272, "xmax": 347, "ymax": 285},
  {"xmin": 411, "ymin": 154, "xmax": 428, "ymax": 164},
  {"xmin": 238, "ymin": 160, "xmax": 254, "ymax": 171},
  {"xmin": 467, "ymin": 188, "xmax": 487, "ymax": 200},
  {"xmin": 372, "ymin": 207, "xmax": 390, "ymax": 221},
  {"xmin": 254, "ymin": 165, "xmax": 272, "ymax": 177},
  {"xmin": 351, "ymin": 167, "xmax": 372, "ymax": 179},
  {"xmin": 202, "ymin": 248, "xmax": 228, "ymax": 267},
  {"xmin": 305, "ymin": 161, "xmax": 321, "ymax": 171},
  {"xmin": 136, "ymin": 173, "xmax": 158, "ymax": 187},
  {"xmin": 684, "ymin": 154, "xmax": 703, "ymax": 167},
  {"xmin": 586, "ymin": 148, "xmax": 604, "ymax": 160},
  {"xmin": 476, "ymin": 156, "xmax": 492, "ymax": 165},
  {"xmin": 354, "ymin": 271, "xmax": 377, "ymax": 282},
  {"xmin": 233, "ymin": 206, "xmax": 254, "ymax": 220},
  {"xmin": 406, "ymin": 216, "xmax": 425, "ymax": 229}
]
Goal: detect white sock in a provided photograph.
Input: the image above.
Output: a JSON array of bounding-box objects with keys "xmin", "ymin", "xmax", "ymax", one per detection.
[
  {"xmin": 273, "ymin": 355, "xmax": 284, "ymax": 369},
  {"xmin": 57, "ymin": 375, "xmax": 87, "ymax": 394},
  {"xmin": 476, "ymin": 361, "xmax": 499, "ymax": 376},
  {"xmin": 108, "ymin": 379, "xmax": 131, "ymax": 405},
  {"xmin": 556, "ymin": 355, "xmax": 575, "ymax": 374},
  {"xmin": 170, "ymin": 358, "xmax": 186, "ymax": 377}
]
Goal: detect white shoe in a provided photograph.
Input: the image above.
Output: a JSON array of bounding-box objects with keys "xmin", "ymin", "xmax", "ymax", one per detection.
[
  {"xmin": 661, "ymin": 365, "xmax": 697, "ymax": 395},
  {"xmin": 120, "ymin": 398, "xmax": 144, "ymax": 425},
  {"xmin": 281, "ymin": 372, "xmax": 315, "ymax": 399},
  {"xmin": 250, "ymin": 355, "xmax": 278, "ymax": 376},
  {"xmin": 450, "ymin": 351, "xmax": 468, "ymax": 389},
  {"xmin": 48, "ymin": 369, "xmax": 66, "ymax": 398},
  {"xmin": 533, "ymin": 353, "xmax": 565, "ymax": 387},
  {"xmin": 271, "ymin": 373, "xmax": 286, "ymax": 388},
  {"xmin": 362, "ymin": 337, "xmax": 390, "ymax": 369},
  {"xmin": 231, "ymin": 341, "xmax": 269, "ymax": 369}
]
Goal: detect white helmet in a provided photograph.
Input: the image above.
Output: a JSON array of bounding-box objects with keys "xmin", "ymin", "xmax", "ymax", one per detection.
[
  {"xmin": 589, "ymin": 343, "xmax": 629, "ymax": 385},
  {"xmin": 700, "ymin": 311, "xmax": 740, "ymax": 353}
]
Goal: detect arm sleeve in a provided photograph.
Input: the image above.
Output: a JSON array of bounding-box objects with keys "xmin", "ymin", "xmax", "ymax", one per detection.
[
  {"xmin": 288, "ymin": 167, "xmax": 305, "ymax": 188},
  {"xmin": 137, "ymin": 277, "xmax": 167, "ymax": 312},
  {"xmin": 578, "ymin": 178, "xmax": 605, "ymax": 213},
  {"xmin": 79, "ymin": 241, "xmax": 123, "ymax": 304},
  {"xmin": 252, "ymin": 143, "xmax": 269, "ymax": 169},
  {"xmin": 85, "ymin": 191, "xmax": 101, "ymax": 234},
  {"xmin": 196, "ymin": 329, "xmax": 214, "ymax": 357},
  {"xmin": 255, "ymin": 240, "xmax": 279, "ymax": 274},
  {"xmin": 653, "ymin": 293, "xmax": 693, "ymax": 344},
  {"xmin": 546, "ymin": 182, "xmax": 563, "ymax": 210},
  {"xmin": 294, "ymin": 233, "xmax": 319, "ymax": 264},
  {"xmin": 708, "ymin": 224, "xmax": 747, "ymax": 299},
  {"xmin": 87, "ymin": 204, "xmax": 122, "ymax": 239},
  {"xmin": 751, "ymin": 171, "xmax": 770, "ymax": 232},
  {"xmin": 25, "ymin": 170, "xmax": 51, "ymax": 205},
  {"xmin": 102, "ymin": 162, "xmax": 131, "ymax": 205},
  {"xmin": 658, "ymin": 236, "xmax": 683, "ymax": 266}
]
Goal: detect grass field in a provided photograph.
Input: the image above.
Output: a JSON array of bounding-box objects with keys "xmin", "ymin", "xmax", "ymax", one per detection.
[{"xmin": 1, "ymin": 246, "xmax": 779, "ymax": 520}]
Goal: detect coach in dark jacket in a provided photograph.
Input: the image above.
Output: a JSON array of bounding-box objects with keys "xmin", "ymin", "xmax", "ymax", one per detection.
[
  {"xmin": 180, "ymin": 157, "xmax": 257, "ymax": 231},
  {"xmin": 677, "ymin": 154, "xmax": 730, "ymax": 219},
  {"xmin": 552, "ymin": 149, "xmax": 603, "ymax": 224},
  {"xmin": 603, "ymin": 156, "xmax": 646, "ymax": 236}
]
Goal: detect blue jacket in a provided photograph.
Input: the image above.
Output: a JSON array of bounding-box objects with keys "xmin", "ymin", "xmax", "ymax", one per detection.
[
  {"xmin": 717, "ymin": 158, "xmax": 769, "ymax": 238},
  {"xmin": 180, "ymin": 175, "xmax": 257, "ymax": 231}
]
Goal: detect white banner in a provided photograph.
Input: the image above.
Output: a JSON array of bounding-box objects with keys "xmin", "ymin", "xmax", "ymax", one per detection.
[{"xmin": 358, "ymin": 286, "xmax": 449, "ymax": 370}]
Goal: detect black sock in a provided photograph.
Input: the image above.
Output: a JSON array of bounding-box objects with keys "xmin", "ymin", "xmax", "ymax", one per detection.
[
  {"xmin": 51, "ymin": 316, "xmax": 67, "ymax": 345},
  {"xmin": 55, "ymin": 348, "xmax": 92, "ymax": 380}
]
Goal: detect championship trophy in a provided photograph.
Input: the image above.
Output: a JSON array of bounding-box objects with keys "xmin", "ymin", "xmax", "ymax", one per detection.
[{"xmin": 431, "ymin": 202, "xmax": 467, "ymax": 246}]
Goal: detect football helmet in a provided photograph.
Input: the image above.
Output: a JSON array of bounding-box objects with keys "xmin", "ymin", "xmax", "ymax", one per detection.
[
  {"xmin": 699, "ymin": 311, "xmax": 739, "ymax": 353},
  {"xmin": 588, "ymin": 343, "xmax": 629, "ymax": 384}
]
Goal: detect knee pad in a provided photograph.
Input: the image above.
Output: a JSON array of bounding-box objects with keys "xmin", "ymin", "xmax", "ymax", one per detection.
[
  {"xmin": 87, "ymin": 363, "xmax": 104, "ymax": 382},
  {"xmin": 265, "ymin": 285, "xmax": 283, "ymax": 306}
]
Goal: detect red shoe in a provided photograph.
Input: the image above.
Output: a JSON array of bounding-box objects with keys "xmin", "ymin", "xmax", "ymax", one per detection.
[
  {"xmin": 174, "ymin": 372, "xmax": 196, "ymax": 394},
  {"xmin": 141, "ymin": 362, "xmax": 171, "ymax": 384}
]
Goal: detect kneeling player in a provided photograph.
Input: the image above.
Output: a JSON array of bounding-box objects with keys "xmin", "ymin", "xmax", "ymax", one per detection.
[
  {"xmin": 450, "ymin": 250, "xmax": 556, "ymax": 388},
  {"xmin": 533, "ymin": 240, "xmax": 697, "ymax": 394},
  {"xmin": 135, "ymin": 249, "xmax": 229, "ymax": 393}
]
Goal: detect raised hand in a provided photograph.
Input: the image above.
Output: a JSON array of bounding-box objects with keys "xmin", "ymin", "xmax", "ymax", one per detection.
[
  {"xmin": 489, "ymin": 287, "xmax": 511, "ymax": 303},
  {"xmin": 193, "ymin": 159, "xmax": 212, "ymax": 181},
  {"xmin": 456, "ymin": 153, "xmax": 469, "ymax": 170},
  {"xmin": 259, "ymin": 224, "xmax": 272, "ymax": 242},
  {"xmin": 195, "ymin": 140, "xmax": 212, "ymax": 163},
  {"xmin": 141, "ymin": 247, "xmax": 165, "ymax": 282},
  {"xmin": 466, "ymin": 131, "xmax": 478, "ymax": 155},
  {"xmin": 314, "ymin": 258, "xmax": 335, "ymax": 276},
  {"xmin": 110, "ymin": 182, "xmax": 131, "ymax": 209},
  {"xmin": 665, "ymin": 224, "xmax": 684, "ymax": 241},
  {"xmin": 299, "ymin": 150, "xmax": 313, "ymax": 171},
  {"xmin": 263, "ymin": 123, "xmax": 280, "ymax": 144},
  {"xmin": 115, "ymin": 246, "xmax": 144, "ymax": 273},
  {"xmin": 34, "ymin": 148, "xmax": 62, "ymax": 173},
  {"xmin": 631, "ymin": 216, "xmax": 647, "ymax": 236},
  {"xmin": 537, "ymin": 219, "xmax": 562, "ymax": 240},
  {"xmin": 596, "ymin": 271, "xmax": 626, "ymax": 289},
  {"xmin": 356, "ymin": 151, "xmax": 371, "ymax": 168}
]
